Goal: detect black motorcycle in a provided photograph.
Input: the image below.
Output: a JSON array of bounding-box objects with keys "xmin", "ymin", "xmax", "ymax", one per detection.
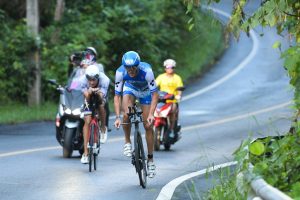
[{"xmin": 48, "ymin": 79, "xmax": 85, "ymax": 158}]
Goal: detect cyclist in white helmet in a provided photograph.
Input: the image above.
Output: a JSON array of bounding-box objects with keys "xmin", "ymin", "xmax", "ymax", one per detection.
[
  {"xmin": 82, "ymin": 47, "xmax": 112, "ymax": 131},
  {"xmin": 80, "ymin": 64, "xmax": 110, "ymax": 164}
]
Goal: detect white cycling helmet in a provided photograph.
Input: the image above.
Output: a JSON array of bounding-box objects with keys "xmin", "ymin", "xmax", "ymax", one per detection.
[
  {"xmin": 163, "ymin": 59, "xmax": 176, "ymax": 68},
  {"xmin": 85, "ymin": 64, "xmax": 100, "ymax": 80}
]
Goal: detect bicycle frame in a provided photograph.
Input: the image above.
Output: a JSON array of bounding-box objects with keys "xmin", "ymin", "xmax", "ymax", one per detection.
[
  {"xmin": 122, "ymin": 103, "xmax": 147, "ymax": 188},
  {"xmin": 87, "ymin": 92, "xmax": 101, "ymax": 172}
]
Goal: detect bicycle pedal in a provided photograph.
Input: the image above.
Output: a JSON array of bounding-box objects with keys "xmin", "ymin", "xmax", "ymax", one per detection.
[{"xmin": 131, "ymin": 156, "xmax": 135, "ymax": 166}]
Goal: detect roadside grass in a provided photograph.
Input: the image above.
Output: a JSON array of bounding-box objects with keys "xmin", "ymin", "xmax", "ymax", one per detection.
[
  {"xmin": 0, "ymin": 102, "xmax": 57, "ymax": 124},
  {"xmin": 0, "ymin": 11, "xmax": 225, "ymax": 124},
  {"xmin": 202, "ymin": 167, "xmax": 246, "ymax": 200}
]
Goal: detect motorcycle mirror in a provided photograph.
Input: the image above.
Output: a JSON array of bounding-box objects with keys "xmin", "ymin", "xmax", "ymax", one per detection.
[
  {"xmin": 176, "ymin": 86, "xmax": 185, "ymax": 91},
  {"xmin": 48, "ymin": 79, "xmax": 59, "ymax": 86}
]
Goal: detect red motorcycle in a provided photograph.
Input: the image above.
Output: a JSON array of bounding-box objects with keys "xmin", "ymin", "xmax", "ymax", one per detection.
[{"xmin": 153, "ymin": 89, "xmax": 183, "ymax": 151}]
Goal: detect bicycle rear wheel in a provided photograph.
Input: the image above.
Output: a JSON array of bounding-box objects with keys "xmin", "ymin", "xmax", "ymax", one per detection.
[
  {"xmin": 135, "ymin": 130, "xmax": 147, "ymax": 188},
  {"xmin": 88, "ymin": 124, "xmax": 94, "ymax": 172}
]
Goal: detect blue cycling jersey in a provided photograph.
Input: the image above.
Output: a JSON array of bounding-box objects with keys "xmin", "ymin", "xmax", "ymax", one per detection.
[{"xmin": 115, "ymin": 62, "xmax": 158, "ymax": 96}]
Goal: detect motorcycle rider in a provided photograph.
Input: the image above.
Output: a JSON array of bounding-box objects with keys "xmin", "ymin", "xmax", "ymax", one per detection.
[
  {"xmin": 155, "ymin": 59, "xmax": 184, "ymax": 141},
  {"xmin": 114, "ymin": 51, "xmax": 158, "ymax": 178},
  {"xmin": 80, "ymin": 64, "xmax": 110, "ymax": 164},
  {"xmin": 68, "ymin": 52, "xmax": 82, "ymax": 77},
  {"xmin": 67, "ymin": 52, "xmax": 87, "ymax": 91},
  {"xmin": 82, "ymin": 47, "xmax": 111, "ymax": 132}
]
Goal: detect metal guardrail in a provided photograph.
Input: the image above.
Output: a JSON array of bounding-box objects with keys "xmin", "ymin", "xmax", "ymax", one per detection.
[{"xmin": 237, "ymin": 164, "xmax": 293, "ymax": 200}]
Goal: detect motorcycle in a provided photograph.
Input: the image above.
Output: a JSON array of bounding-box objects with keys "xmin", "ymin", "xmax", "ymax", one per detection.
[
  {"xmin": 48, "ymin": 79, "xmax": 85, "ymax": 158},
  {"xmin": 153, "ymin": 87, "xmax": 185, "ymax": 151}
]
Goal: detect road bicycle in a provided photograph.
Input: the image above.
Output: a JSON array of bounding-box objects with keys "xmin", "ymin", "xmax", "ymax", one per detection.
[
  {"xmin": 86, "ymin": 91, "xmax": 101, "ymax": 172},
  {"xmin": 122, "ymin": 102, "xmax": 147, "ymax": 188}
]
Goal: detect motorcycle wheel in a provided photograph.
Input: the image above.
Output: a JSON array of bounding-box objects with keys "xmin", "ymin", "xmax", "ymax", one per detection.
[
  {"xmin": 164, "ymin": 126, "xmax": 171, "ymax": 151},
  {"xmin": 63, "ymin": 127, "xmax": 75, "ymax": 158},
  {"xmin": 154, "ymin": 127, "xmax": 161, "ymax": 151},
  {"xmin": 164, "ymin": 143, "xmax": 171, "ymax": 151},
  {"xmin": 56, "ymin": 127, "xmax": 63, "ymax": 146}
]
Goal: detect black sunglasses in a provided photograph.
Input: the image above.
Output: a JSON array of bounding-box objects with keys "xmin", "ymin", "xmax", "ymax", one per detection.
[
  {"xmin": 165, "ymin": 66, "xmax": 175, "ymax": 69},
  {"xmin": 86, "ymin": 74, "xmax": 99, "ymax": 81},
  {"xmin": 125, "ymin": 65, "xmax": 138, "ymax": 69}
]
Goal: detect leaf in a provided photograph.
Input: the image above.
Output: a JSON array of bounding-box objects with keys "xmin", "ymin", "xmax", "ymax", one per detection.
[
  {"xmin": 188, "ymin": 23, "xmax": 194, "ymax": 31},
  {"xmin": 249, "ymin": 141, "xmax": 265, "ymax": 156},
  {"xmin": 187, "ymin": 2, "xmax": 193, "ymax": 12},
  {"xmin": 272, "ymin": 41, "xmax": 281, "ymax": 49}
]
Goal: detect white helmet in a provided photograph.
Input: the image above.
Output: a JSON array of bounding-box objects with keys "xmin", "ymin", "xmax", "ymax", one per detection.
[
  {"xmin": 85, "ymin": 64, "xmax": 100, "ymax": 80},
  {"xmin": 163, "ymin": 59, "xmax": 176, "ymax": 68},
  {"xmin": 85, "ymin": 47, "xmax": 97, "ymax": 57}
]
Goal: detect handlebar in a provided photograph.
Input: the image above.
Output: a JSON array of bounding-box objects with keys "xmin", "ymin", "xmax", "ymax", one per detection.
[{"xmin": 120, "ymin": 120, "xmax": 145, "ymax": 125}]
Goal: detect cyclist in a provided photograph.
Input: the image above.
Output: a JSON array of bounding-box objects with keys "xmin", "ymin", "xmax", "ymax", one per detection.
[
  {"xmin": 82, "ymin": 47, "xmax": 111, "ymax": 132},
  {"xmin": 80, "ymin": 64, "xmax": 110, "ymax": 164},
  {"xmin": 156, "ymin": 59, "xmax": 184, "ymax": 142},
  {"xmin": 114, "ymin": 51, "xmax": 158, "ymax": 178}
]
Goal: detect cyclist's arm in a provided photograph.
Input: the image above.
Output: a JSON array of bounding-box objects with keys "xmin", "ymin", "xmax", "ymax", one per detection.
[
  {"xmin": 146, "ymin": 69, "xmax": 158, "ymax": 116},
  {"xmin": 99, "ymin": 72, "xmax": 110, "ymax": 98},
  {"xmin": 149, "ymin": 91, "xmax": 158, "ymax": 115},
  {"xmin": 114, "ymin": 68, "xmax": 124, "ymax": 118},
  {"xmin": 114, "ymin": 95, "xmax": 122, "ymax": 118}
]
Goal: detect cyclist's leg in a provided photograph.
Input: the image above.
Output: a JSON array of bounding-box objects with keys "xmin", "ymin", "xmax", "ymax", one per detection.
[
  {"xmin": 97, "ymin": 93, "xmax": 107, "ymax": 133},
  {"xmin": 122, "ymin": 93, "xmax": 135, "ymax": 144},
  {"xmin": 140, "ymin": 94, "xmax": 156, "ymax": 178},
  {"xmin": 83, "ymin": 115, "xmax": 92, "ymax": 155},
  {"xmin": 140, "ymin": 95, "xmax": 154, "ymax": 161}
]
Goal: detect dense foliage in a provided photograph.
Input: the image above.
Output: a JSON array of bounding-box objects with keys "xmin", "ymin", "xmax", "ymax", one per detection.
[
  {"xmin": 187, "ymin": 0, "xmax": 300, "ymax": 198},
  {"xmin": 0, "ymin": 0, "xmax": 203, "ymax": 103}
]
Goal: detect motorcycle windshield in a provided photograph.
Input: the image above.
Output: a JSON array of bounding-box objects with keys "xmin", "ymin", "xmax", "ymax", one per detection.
[{"xmin": 64, "ymin": 90, "xmax": 84, "ymax": 110}]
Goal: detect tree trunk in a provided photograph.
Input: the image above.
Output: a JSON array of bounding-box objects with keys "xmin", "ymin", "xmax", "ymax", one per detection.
[
  {"xmin": 51, "ymin": 0, "xmax": 65, "ymax": 43},
  {"xmin": 26, "ymin": 0, "xmax": 41, "ymax": 106},
  {"xmin": 54, "ymin": 0, "xmax": 65, "ymax": 21}
]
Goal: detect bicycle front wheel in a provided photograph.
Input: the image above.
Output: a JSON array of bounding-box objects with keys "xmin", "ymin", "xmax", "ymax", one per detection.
[
  {"xmin": 93, "ymin": 125, "xmax": 99, "ymax": 171},
  {"xmin": 135, "ymin": 131, "xmax": 147, "ymax": 188},
  {"xmin": 88, "ymin": 124, "xmax": 94, "ymax": 172}
]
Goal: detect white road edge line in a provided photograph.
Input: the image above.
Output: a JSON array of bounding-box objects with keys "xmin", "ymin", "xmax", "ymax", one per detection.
[
  {"xmin": 156, "ymin": 161, "xmax": 237, "ymax": 200},
  {"xmin": 0, "ymin": 100, "xmax": 292, "ymax": 157},
  {"xmin": 183, "ymin": 101, "xmax": 292, "ymax": 131},
  {"xmin": 182, "ymin": 7, "xmax": 259, "ymax": 102}
]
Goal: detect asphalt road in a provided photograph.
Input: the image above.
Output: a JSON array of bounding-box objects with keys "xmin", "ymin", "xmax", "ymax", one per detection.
[{"xmin": 0, "ymin": 1, "xmax": 294, "ymax": 200}]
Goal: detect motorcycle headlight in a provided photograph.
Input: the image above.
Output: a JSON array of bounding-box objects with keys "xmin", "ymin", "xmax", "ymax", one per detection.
[
  {"xmin": 72, "ymin": 108, "xmax": 81, "ymax": 115},
  {"xmin": 65, "ymin": 108, "xmax": 72, "ymax": 115}
]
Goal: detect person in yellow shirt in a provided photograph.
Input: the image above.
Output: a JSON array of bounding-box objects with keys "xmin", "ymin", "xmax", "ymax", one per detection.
[{"xmin": 156, "ymin": 59, "xmax": 184, "ymax": 141}]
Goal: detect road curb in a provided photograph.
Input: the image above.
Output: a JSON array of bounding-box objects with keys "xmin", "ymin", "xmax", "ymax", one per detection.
[{"xmin": 156, "ymin": 161, "xmax": 237, "ymax": 200}]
